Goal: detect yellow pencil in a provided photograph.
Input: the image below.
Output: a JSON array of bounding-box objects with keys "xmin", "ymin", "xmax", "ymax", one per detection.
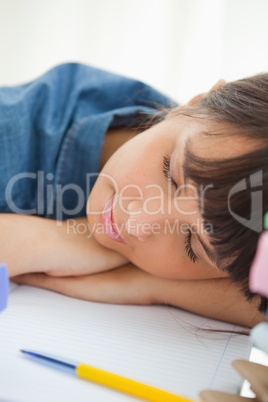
[{"xmin": 21, "ymin": 349, "xmax": 196, "ymax": 402}]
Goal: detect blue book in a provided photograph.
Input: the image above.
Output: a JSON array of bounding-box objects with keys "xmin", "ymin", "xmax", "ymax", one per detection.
[{"xmin": 0, "ymin": 264, "xmax": 8, "ymax": 312}]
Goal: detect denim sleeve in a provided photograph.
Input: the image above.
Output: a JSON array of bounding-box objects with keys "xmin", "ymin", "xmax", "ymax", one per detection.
[{"xmin": 0, "ymin": 63, "xmax": 176, "ymax": 219}]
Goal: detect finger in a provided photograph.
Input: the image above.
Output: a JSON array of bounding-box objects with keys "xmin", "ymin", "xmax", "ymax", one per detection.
[
  {"xmin": 209, "ymin": 79, "xmax": 226, "ymax": 92},
  {"xmin": 186, "ymin": 92, "xmax": 207, "ymax": 106},
  {"xmin": 11, "ymin": 266, "xmax": 157, "ymax": 305},
  {"xmin": 12, "ymin": 271, "xmax": 129, "ymax": 303},
  {"xmin": 11, "ymin": 273, "xmax": 94, "ymax": 300}
]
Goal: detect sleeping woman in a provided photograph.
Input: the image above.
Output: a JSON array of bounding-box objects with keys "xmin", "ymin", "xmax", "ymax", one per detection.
[{"xmin": 1, "ymin": 63, "xmax": 267, "ymax": 327}]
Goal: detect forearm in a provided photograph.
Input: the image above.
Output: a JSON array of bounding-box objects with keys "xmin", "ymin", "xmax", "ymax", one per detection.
[
  {"xmin": 0, "ymin": 214, "xmax": 127, "ymax": 277},
  {"xmin": 11, "ymin": 262, "xmax": 265, "ymax": 328},
  {"xmin": 153, "ymin": 276, "xmax": 265, "ymax": 328}
]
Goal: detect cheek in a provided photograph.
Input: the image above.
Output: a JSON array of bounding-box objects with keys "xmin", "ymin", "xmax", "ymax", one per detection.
[
  {"xmin": 123, "ymin": 236, "xmax": 187, "ymax": 279},
  {"xmin": 102, "ymin": 130, "xmax": 168, "ymax": 190},
  {"xmin": 125, "ymin": 236, "xmax": 226, "ymax": 280}
]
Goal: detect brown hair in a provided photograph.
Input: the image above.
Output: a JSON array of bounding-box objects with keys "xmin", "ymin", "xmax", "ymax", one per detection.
[{"xmin": 173, "ymin": 74, "xmax": 268, "ymax": 313}]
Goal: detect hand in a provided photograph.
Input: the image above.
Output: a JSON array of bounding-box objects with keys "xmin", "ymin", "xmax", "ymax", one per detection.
[
  {"xmin": 12, "ymin": 264, "xmax": 162, "ymax": 305},
  {"xmin": 186, "ymin": 79, "xmax": 226, "ymax": 106}
]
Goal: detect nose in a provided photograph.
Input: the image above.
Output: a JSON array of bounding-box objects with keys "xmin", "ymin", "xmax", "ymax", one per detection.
[{"xmin": 125, "ymin": 199, "xmax": 173, "ymax": 241}]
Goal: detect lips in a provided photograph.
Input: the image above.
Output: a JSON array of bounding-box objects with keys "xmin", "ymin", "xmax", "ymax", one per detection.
[{"xmin": 101, "ymin": 194, "xmax": 125, "ymax": 243}]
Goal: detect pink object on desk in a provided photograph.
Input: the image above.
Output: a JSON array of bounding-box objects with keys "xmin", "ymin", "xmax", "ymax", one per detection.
[{"xmin": 249, "ymin": 231, "xmax": 268, "ymax": 298}]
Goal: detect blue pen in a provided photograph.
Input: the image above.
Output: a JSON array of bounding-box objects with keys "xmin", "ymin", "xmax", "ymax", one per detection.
[{"xmin": 0, "ymin": 264, "xmax": 9, "ymax": 312}]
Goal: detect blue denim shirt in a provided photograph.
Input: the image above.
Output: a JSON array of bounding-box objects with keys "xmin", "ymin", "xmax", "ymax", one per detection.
[{"xmin": 0, "ymin": 63, "xmax": 176, "ymax": 220}]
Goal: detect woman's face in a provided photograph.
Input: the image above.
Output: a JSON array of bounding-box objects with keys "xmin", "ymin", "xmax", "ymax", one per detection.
[{"xmin": 87, "ymin": 115, "xmax": 229, "ymax": 280}]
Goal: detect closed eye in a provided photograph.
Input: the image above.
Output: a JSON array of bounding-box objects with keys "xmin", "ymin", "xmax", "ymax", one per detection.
[
  {"xmin": 162, "ymin": 155, "xmax": 177, "ymax": 188},
  {"xmin": 185, "ymin": 230, "xmax": 198, "ymax": 264}
]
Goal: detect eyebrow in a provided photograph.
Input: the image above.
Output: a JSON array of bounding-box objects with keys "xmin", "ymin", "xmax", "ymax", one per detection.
[
  {"xmin": 171, "ymin": 136, "xmax": 191, "ymax": 188},
  {"xmin": 182, "ymin": 136, "xmax": 192, "ymax": 186},
  {"xmin": 196, "ymin": 233, "xmax": 218, "ymax": 266}
]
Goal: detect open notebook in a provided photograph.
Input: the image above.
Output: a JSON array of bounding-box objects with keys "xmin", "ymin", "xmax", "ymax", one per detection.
[{"xmin": 0, "ymin": 284, "xmax": 251, "ymax": 402}]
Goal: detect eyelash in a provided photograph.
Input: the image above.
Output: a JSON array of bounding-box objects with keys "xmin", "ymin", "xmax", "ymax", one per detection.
[
  {"xmin": 162, "ymin": 156, "xmax": 197, "ymax": 264},
  {"xmin": 184, "ymin": 230, "xmax": 198, "ymax": 264},
  {"xmin": 162, "ymin": 155, "xmax": 177, "ymax": 188}
]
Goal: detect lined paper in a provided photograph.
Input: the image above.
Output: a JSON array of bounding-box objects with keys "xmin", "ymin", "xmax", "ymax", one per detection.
[{"xmin": 0, "ymin": 285, "xmax": 251, "ymax": 401}]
